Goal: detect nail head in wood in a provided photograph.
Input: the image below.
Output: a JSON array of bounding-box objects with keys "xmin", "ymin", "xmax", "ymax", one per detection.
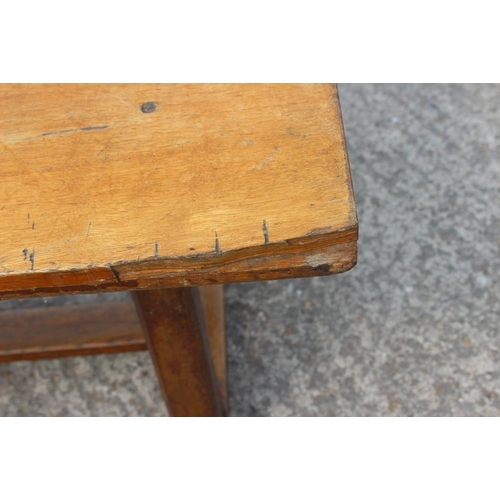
[{"xmin": 141, "ymin": 102, "xmax": 157, "ymax": 113}]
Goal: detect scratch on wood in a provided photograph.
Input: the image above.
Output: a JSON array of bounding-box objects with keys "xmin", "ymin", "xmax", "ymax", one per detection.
[
  {"xmin": 97, "ymin": 145, "xmax": 109, "ymax": 157},
  {"xmin": 27, "ymin": 213, "xmax": 30, "ymax": 221},
  {"xmin": 41, "ymin": 126, "xmax": 108, "ymax": 138},
  {"xmin": 80, "ymin": 126, "xmax": 108, "ymax": 131},
  {"xmin": 42, "ymin": 129, "xmax": 74, "ymax": 136},
  {"xmin": 215, "ymin": 232, "xmax": 221, "ymax": 253},
  {"xmin": 155, "ymin": 242, "xmax": 159, "ymax": 257},
  {"xmin": 262, "ymin": 220, "xmax": 270, "ymax": 245},
  {"xmin": 29, "ymin": 248, "xmax": 35, "ymax": 271},
  {"xmin": 22, "ymin": 248, "xmax": 28, "ymax": 260},
  {"xmin": 86, "ymin": 221, "xmax": 92, "ymax": 240}
]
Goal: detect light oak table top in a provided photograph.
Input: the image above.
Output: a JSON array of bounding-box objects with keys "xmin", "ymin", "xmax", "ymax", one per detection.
[{"xmin": 0, "ymin": 84, "xmax": 357, "ymax": 298}]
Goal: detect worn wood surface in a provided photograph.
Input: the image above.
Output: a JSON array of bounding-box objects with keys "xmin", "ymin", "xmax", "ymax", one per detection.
[
  {"xmin": 0, "ymin": 84, "xmax": 357, "ymax": 298},
  {"xmin": 0, "ymin": 301, "xmax": 145, "ymax": 362},
  {"xmin": 132, "ymin": 287, "xmax": 225, "ymax": 417},
  {"xmin": 199, "ymin": 284, "xmax": 227, "ymax": 414}
]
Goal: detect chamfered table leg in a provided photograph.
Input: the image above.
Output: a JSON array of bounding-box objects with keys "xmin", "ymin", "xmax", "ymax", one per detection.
[{"xmin": 132, "ymin": 287, "xmax": 225, "ymax": 417}]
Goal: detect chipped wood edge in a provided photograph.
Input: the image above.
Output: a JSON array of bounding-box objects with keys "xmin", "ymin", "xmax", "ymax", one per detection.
[{"xmin": 0, "ymin": 237, "xmax": 357, "ymax": 299}]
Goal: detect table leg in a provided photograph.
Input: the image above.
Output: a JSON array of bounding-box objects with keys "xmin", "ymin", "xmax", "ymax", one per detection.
[{"xmin": 132, "ymin": 287, "xmax": 225, "ymax": 417}]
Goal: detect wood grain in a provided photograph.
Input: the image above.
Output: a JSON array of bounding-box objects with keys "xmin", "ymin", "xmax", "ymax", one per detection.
[
  {"xmin": 199, "ymin": 284, "xmax": 227, "ymax": 414},
  {"xmin": 0, "ymin": 301, "xmax": 146, "ymax": 362},
  {"xmin": 132, "ymin": 287, "xmax": 224, "ymax": 417},
  {"xmin": 0, "ymin": 84, "xmax": 357, "ymax": 297}
]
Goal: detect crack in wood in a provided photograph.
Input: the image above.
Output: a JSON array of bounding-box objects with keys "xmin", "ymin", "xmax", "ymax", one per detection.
[
  {"xmin": 215, "ymin": 232, "xmax": 221, "ymax": 254},
  {"xmin": 262, "ymin": 220, "xmax": 270, "ymax": 245},
  {"xmin": 29, "ymin": 248, "xmax": 35, "ymax": 271}
]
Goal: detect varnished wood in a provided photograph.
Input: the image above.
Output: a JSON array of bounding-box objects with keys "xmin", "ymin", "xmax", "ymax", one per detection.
[
  {"xmin": 0, "ymin": 240, "xmax": 356, "ymax": 299},
  {"xmin": 0, "ymin": 301, "xmax": 146, "ymax": 362},
  {"xmin": 0, "ymin": 286, "xmax": 228, "ymax": 413},
  {"xmin": 0, "ymin": 84, "xmax": 357, "ymax": 298},
  {"xmin": 132, "ymin": 287, "xmax": 224, "ymax": 417},
  {"xmin": 199, "ymin": 284, "xmax": 228, "ymax": 414}
]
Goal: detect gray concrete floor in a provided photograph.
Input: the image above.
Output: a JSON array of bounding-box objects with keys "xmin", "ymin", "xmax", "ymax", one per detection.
[{"xmin": 1, "ymin": 84, "xmax": 499, "ymax": 416}]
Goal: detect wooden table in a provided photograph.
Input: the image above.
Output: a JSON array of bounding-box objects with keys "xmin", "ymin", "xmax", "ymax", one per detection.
[{"xmin": 0, "ymin": 84, "xmax": 357, "ymax": 416}]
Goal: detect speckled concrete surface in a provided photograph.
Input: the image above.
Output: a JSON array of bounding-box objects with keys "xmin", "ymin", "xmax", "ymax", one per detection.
[{"xmin": 1, "ymin": 84, "xmax": 500, "ymax": 416}]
